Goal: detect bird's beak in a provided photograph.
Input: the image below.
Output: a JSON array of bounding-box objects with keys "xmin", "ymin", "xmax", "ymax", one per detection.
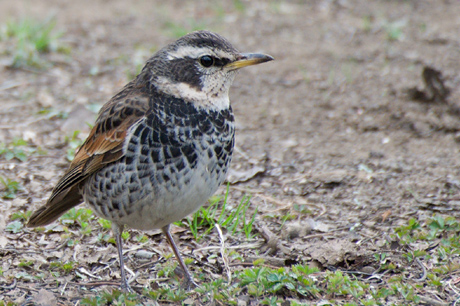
[{"xmin": 225, "ymin": 53, "xmax": 274, "ymax": 70}]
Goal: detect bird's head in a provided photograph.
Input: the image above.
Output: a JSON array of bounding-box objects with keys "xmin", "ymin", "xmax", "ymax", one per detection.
[{"xmin": 138, "ymin": 31, "xmax": 273, "ymax": 110}]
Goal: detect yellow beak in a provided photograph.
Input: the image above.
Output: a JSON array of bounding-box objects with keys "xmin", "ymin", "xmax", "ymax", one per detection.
[{"xmin": 225, "ymin": 53, "xmax": 274, "ymax": 70}]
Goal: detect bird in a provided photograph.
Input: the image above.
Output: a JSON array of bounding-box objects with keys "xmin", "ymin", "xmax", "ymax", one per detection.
[{"xmin": 27, "ymin": 30, "xmax": 273, "ymax": 291}]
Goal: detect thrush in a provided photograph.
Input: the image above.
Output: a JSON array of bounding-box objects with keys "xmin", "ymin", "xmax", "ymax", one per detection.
[{"xmin": 27, "ymin": 30, "xmax": 273, "ymax": 290}]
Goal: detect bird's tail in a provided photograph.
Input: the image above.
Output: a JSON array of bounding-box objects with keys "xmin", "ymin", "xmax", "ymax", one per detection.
[{"xmin": 27, "ymin": 186, "xmax": 83, "ymax": 227}]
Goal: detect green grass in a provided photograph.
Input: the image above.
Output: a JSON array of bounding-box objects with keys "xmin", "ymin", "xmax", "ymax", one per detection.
[
  {"xmin": 81, "ymin": 290, "xmax": 140, "ymax": 306},
  {"xmin": 6, "ymin": 210, "xmax": 31, "ymax": 234},
  {"xmin": 4, "ymin": 211, "xmax": 457, "ymax": 304},
  {"xmin": 5, "ymin": 220, "xmax": 23, "ymax": 233},
  {"xmin": 384, "ymin": 20, "xmax": 406, "ymax": 42},
  {"xmin": 0, "ymin": 177, "xmax": 22, "ymax": 199},
  {"xmin": 14, "ymin": 182, "xmax": 459, "ymax": 305},
  {"xmin": 78, "ymin": 263, "xmax": 400, "ymax": 305},
  {"xmin": 174, "ymin": 185, "xmax": 258, "ymax": 241},
  {"xmin": 0, "ymin": 17, "xmax": 70, "ymax": 68},
  {"xmin": 21, "ymin": 183, "xmax": 256, "ymax": 246},
  {"xmin": 49, "ymin": 261, "xmax": 76, "ymax": 275},
  {"xmin": 0, "ymin": 138, "xmax": 45, "ymax": 162},
  {"xmin": 37, "ymin": 107, "xmax": 69, "ymax": 120},
  {"xmin": 60, "ymin": 207, "xmax": 95, "ymax": 235},
  {"xmin": 108, "ymin": 266, "xmax": 416, "ymax": 304},
  {"xmin": 75, "ymin": 214, "xmax": 460, "ymax": 305}
]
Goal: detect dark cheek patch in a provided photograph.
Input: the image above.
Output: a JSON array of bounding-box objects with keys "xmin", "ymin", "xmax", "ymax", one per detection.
[{"xmin": 169, "ymin": 58, "xmax": 202, "ymax": 90}]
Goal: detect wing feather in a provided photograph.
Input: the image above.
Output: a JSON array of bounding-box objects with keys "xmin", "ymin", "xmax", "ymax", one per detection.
[{"xmin": 28, "ymin": 83, "xmax": 149, "ymax": 227}]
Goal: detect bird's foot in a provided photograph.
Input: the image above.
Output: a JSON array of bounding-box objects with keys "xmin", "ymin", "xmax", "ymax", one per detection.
[
  {"xmin": 181, "ymin": 277, "xmax": 199, "ymax": 290},
  {"xmin": 120, "ymin": 281, "xmax": 134, "ymax": 293},
  {"xmin": 174, "ymin": 266, "xmax": 199, "ymax": 290}
]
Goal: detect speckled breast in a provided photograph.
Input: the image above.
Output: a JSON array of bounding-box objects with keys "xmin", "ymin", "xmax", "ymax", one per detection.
[{"xmin": 83, "ymin": 94, "xmax": 235, "ymax": 230}]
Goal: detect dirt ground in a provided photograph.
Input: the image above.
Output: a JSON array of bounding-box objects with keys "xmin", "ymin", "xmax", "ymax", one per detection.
[{"xmin": 1, "ymin": 0, "xmax": 460, "ymax": 305}]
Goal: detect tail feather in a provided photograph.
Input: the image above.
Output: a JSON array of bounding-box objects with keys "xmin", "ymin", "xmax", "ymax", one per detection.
[{"xmin": 27, "ymin": 186, "xmax": 83, "ymax": 227}]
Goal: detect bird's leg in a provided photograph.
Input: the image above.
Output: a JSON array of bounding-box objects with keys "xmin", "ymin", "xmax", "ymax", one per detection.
[
  {"xmin": 161, "ymin": 224, "xmax": 198, "ymax": 289},
  {"xmin": 113, "ymin": 223, "xmax": 132, "ymax": 292}
]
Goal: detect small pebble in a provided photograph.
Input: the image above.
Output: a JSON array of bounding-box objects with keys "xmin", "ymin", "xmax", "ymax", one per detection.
[{"xmin": 135, "ymin": 250, "xmax": 154, "ymax": 259}]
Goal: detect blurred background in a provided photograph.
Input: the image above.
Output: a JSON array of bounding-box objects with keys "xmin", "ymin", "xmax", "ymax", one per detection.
[{"xmin": 1, "ymin": 0, "xmax": 460, "ymax": 304}]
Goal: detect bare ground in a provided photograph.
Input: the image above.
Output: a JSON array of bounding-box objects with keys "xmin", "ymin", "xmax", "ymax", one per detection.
[{"xmin": 1, "ymin": 0, "xmax": 460, "ymax": 305}]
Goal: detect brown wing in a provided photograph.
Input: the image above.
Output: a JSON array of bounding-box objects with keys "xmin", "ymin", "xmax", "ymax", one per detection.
[{"xmin": 27, "ymin": 82, "xmax": 150, "ymax": 227}]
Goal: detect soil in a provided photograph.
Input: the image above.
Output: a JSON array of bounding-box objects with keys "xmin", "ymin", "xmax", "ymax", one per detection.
[{"xmin": 1, "ymin": 0, "xmax": 460, "ymax": 305}]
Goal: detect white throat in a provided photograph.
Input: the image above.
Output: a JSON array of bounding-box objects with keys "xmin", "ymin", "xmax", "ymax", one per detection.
[{"xmin": 156, "ymin": 76, "xmax": 231, "ymax": 111}]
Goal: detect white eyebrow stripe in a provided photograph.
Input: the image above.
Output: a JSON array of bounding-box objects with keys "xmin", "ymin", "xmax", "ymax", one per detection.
[
  {"xmin": 167, "ymin": 45, "xmax": 234, "ymax": 60},
  {"xmin": 167, "ymin": 46, "xmax": 208, "ymax": 59}
]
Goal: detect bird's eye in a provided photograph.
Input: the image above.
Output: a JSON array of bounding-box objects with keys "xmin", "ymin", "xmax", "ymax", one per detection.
[{"xmin": 199, "ymin": 55, "xmax": 214, "ymax": 67}]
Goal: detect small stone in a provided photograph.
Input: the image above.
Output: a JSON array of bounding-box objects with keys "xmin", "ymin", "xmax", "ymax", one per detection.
[
  {"xmin": 135, "ymin": 250, "xmax": 154, "ymax": 259},
  {"xmin": 360, "ymin": 266, "xmax": 375, "ymax": 274}
]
